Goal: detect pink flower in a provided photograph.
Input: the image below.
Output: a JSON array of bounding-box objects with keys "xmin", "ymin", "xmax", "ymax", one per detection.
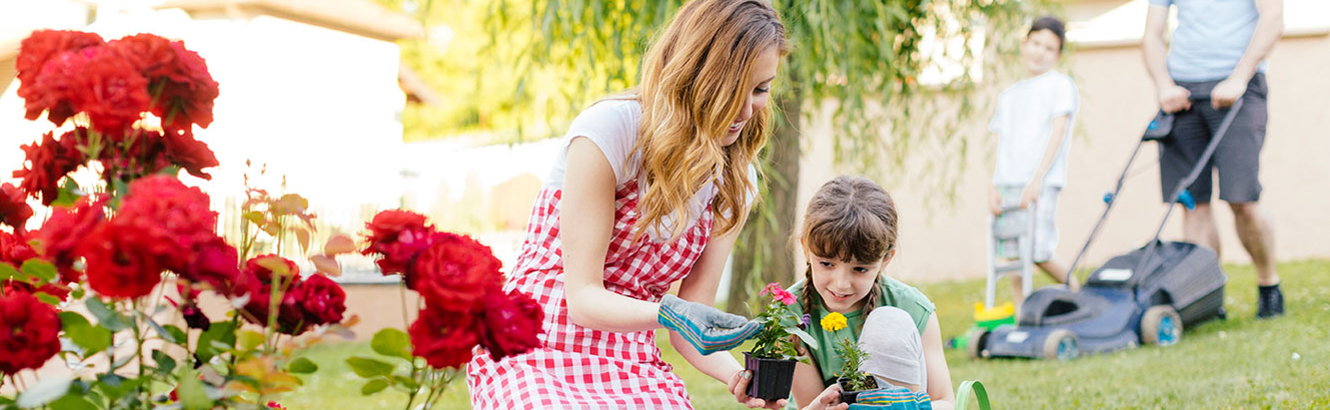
[{"xmin": 761, "ymin": 282, "xmax": 796, "ymax": 306}]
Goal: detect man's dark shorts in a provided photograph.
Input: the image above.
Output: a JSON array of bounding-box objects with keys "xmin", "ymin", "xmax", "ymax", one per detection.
[{"xmin": 1159, "ymin": 73, "xmax": 1267, "ymax": 204}]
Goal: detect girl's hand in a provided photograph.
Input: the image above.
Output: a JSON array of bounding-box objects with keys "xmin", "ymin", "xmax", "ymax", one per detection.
[
  {"xmin": 728, "ymin": 369, "xmax": 788, "ymax": 409},
  {"xmin": 801, "ymin": 384, "xmax": 849, "ymax": 410},
  {"xmin": 1019, "ymin": 183, "xmax": 1041, "ymax": 209},
  {"xmin": 988, "ymin": 186, "xmax": 1003, "ymax": 216}
]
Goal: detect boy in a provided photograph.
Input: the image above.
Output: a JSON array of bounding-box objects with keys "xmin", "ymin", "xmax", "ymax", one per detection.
[{"xmin": 988, "ymin": 16, "xmax": 1080, "ymax": 308}]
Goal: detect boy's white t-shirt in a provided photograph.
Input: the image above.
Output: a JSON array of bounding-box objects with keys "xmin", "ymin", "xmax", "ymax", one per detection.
[
  {"xmin": 547, "ymin": 99, "xmax": 757, "ymax": 241},
  {"xmin": 989, "ymin": 70, "xmax": 1078, "ymax": 188}
]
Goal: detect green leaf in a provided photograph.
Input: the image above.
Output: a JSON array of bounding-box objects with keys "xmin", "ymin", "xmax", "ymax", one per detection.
[
  {"xmin": 177, "ymin": 365, "xmax": 211, "ymax": 410},
  {"xmin": 52, "ymin": 178, "xmax": 83, "ymax": 207},
  {"xmin": 0, "ymin": 263, "xmax": 18, "ymax": 281},
  {"xmin": 20, "ymin": 259, "xmax": 57, "ymax": 282},
  {"xmin": 360, "ymin": 378, "xmax": 389, "ymax": 395},
  {"xmin": 391, "ymin": 375, "xmax": 420, "ymax": 390},
  {"xmin": 95, "ymin": 373, "xmax": 136, "ymax": 401},
  {"xmin": 140, "ymin": 312, "xmax": 177, "ymax": 344},
  {"xmin": 162, "ymin": 325, "xmax": 188, "ymax": 346},
  {"xmin": 288, "ymin": 357, "xmax": 318, "ymax": 374},
  {"xmin": 15, "ymin": 374, "xmax": 72, "ymax": 408},
  {"xmin": 84, "ymin": 298, "xmax": 128, "ymax": 332},
  {"xmin": 152, "ymin": 349, "xmax": 177, "ymax": 374},
  {"xmin": 60, "ymin": 311, "xmax": 112, "ymax": 354},
  {"xmin": 34, "ymin": 292, "xmax": 60, "ymax": 306},
  {"xmin": 196, "ymin": 320, "xmax": 237, "ymax": 363},
  {"xmin": 786, "ymin": 327, "xmax": 819, "ymax": 351},
  {"xmin": 292, "ymin": 227, "xmax": 310, "ymax": 254},
  {"xmin": 237, "ymin": 330, "xmax": 265, "ymax": 352},
  {"xmin": 242, "ymin": 211, "xmax": 265, "ymax": 225},
  {"xmin": 345, "ymin": 357, "xmax": 395, "ymax": 378},
  {"xmin": 371, "ymin": 328, "xmax": 413, "ymax": 361}
]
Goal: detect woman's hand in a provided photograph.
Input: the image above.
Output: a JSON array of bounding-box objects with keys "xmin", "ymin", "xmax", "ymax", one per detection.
[
  {"xmin": 728, "ymin": 369, "xmax": 789, "ymax": 409},
  {"xmin": 801, "ymin": 384, "xmax": 849, "ymax": 410},
  {"xmin": 658, "ymin": 294, "xmax": 763, "ymax": 355}
]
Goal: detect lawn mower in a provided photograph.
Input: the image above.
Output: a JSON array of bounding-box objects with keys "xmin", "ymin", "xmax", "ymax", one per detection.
[{"xmin": 969, "ymin": 96, "xmax": 1233, "ymax": 360}]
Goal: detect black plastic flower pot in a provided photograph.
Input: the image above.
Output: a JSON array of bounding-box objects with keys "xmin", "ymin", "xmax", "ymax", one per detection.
[
  {"xmin": 744, "ymin": 352, "xmax": 796, "ymax": 401},
  {"xmin": 836, "ymin": 377, "xmax": 864, "ymax": 404}
]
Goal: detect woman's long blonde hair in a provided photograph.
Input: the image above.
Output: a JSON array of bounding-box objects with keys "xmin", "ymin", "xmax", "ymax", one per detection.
[{"xmin": 613, "ymin": 0, "xmax": 787, "ymax": 241}]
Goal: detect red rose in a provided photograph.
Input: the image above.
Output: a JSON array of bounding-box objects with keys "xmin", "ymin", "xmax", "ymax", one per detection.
[
  {"xmin": 293, "ymin": 274, "xmax": 345, "ymax": 326},
  {"xmin": 107, "ymin": 34, "xmax": 219, "ymax": 132},
  {"xmin": 23, "ymin": 46, "xmax": 150, "ymax": 133},
  {"xmin": 107, "ymin": 33, "xmax": 177, "ymax": 79},
  {"xmin": 80, "ymin": 224, "xmax": 164, "ymax": 299},
  {"xmin": 1, "ymin": 281, "xmax": 71, "ymax": 303},
  {"xmin": 177, "ymin": 236, "xmax": 242, "ymax": 296},
  {"xmin": 161, "ymin": 128, "xmax": 219, "ymax": 180},
  {"xmin": 0, "ymin": 293, "xmax": 61, "ymax": 375},
  {"xmin": 241, "ymin": 277, "xmax": 307, "ymax": 335},
  {"xmin": 112, "ymin": 176, "xmax": 217, "ymax": 270},
  {"xmin": 243, "ymin": 254, "xmax": 299, "ymax": 284},
  {"xmin": 74, "ymin": 47, "xmax": 151, "ymax": 134},
  {"xmin": 411, "ymin": 233, "xmax": 503, "ymax": 310},
  {"xmin": 0, "ymin": 231, "xmax": 37, "ymax": 267},
  {"xmin": 15, "ymin": 30, "xmax": 104, "ymax": 122},
  {"xmin": 408, "ymin": 305, "xmax": 479, "ymax": 369},
  {"xmin": 35, "ymin": 195, "xmax": 107, "ymax": 268},
  {"xmin": 0, "ymin": 183, "xmax": 33, "ymax": 232},
  {"xmin": 240, "ymin": 255, "xmax": 308, "ymax": 334},
  {"xmin": 156, "ymin": 42, "xmax": 219, "ymax": 132},
  {"xmin": 362, "ymin": 210, "xmax": 436, "ymax": 278},
  {"xmin": 475, "ymin": 290, "xmax": 544, "ymax": 361},
  {"xmin": 13, "ymin": 131, "xmax": 85, "ymax": 205}
]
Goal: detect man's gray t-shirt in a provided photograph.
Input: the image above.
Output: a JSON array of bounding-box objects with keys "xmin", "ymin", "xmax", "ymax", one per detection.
[{"xmin": 1150, "ymin": 0, "xmax": 1267, "ymax": 82}]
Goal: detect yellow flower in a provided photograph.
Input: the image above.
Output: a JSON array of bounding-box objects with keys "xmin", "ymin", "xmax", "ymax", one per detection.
[{"xmin": 821, "ymin": 312, "xmax": 847, "ymax": 332}]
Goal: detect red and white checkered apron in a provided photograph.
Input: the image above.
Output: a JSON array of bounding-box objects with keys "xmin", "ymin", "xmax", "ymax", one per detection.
[{"xmin": 467, "ymin": 179, "xmax": 713, "ymax": 409}]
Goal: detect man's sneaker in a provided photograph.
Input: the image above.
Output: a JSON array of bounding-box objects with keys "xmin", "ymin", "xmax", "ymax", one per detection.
[{"xmin": 1257, "ymin": 284, "xmax": 1284, "ymax": 319}]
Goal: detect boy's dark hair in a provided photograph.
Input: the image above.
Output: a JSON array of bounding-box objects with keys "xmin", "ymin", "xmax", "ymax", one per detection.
[{"xmin": 1029, "ymin": 16, "xmax": 1067, "ymax": 51}]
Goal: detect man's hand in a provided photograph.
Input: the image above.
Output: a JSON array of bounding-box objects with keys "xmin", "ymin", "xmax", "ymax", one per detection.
[
  {"xmin": 1158, "ymin": 84, "xmax": 1192, "ymax": 113},
  {"xmin": 1211, "ymin": 76, "xmax": 1247, "ymax": 109},
  {"xmin": 728, "ymin": 369, "xmax": 789, "ymax": 409}
]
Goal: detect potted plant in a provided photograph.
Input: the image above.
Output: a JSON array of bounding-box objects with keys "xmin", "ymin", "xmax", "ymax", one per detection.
[
  {"xmin": 821, "ymin": 311, "xmax": 876, "ymax": 404},
  {"xmin": 745, "ymin": 283, "xmax": 818, "ymax": 401}
]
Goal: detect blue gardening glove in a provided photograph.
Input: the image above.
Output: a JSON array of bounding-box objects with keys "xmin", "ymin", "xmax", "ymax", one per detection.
[{"xmin": 657, "ymin": 294, "xmax": 763, "ymax": 355}]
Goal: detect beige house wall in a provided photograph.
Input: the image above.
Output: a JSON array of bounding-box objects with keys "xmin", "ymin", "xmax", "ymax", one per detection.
[{"xmin": 796, "ymin": 31, "xmax": 1330, "ymax": 284}]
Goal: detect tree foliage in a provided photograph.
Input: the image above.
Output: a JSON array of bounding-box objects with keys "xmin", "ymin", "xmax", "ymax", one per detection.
[{"xmin": 385, "ymin": 0, "xmax": 1037, "ymax": 309}]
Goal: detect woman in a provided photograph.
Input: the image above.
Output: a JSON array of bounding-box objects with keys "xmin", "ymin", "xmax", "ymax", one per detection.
[{"xmin": 466, "ymin": 0, "xmax": 789, "ymax": 408}]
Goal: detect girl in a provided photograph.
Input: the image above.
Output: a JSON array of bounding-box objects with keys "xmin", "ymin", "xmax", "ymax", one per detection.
[
  {"xmin": 788, "ymin": 176, "xmax": 956, "ymax": 410},
  {"xmin": 467, "ymin": 1, "xmax": 789, "ymax": 409}
]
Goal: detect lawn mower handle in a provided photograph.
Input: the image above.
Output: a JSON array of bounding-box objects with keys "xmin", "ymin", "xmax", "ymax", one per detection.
[{"xmin": 1065, "ymin": 96, "xmax": 1243, "ymax": 287}]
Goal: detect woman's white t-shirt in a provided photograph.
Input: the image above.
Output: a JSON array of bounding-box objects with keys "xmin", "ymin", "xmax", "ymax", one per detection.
[{"xmin": 547, "ymin": 99, "xmax": 756, "ymax": 241}]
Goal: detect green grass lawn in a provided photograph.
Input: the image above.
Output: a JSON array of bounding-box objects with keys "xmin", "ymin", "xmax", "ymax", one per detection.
[{"xmin": 282, "ymin": 260, "xmax": 1328, "ymax": 409}]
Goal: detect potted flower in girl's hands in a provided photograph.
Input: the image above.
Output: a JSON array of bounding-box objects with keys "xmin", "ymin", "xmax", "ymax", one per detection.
[
  {"xmin": 822, "ymin": 312, "xmax": 875, "ymax": 404},
  {"xmin": 745, "ymin": 283, "xmax": 818, "ymax": 401}
]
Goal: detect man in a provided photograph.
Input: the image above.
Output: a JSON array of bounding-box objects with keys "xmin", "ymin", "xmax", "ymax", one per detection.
[{"xmin": 1142, "ymin": 0, "xmax": 1285, "ymax": 318}]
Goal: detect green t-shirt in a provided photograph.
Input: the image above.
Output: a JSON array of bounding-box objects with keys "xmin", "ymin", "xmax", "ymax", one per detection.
[{"xmin": 786, "ymin": 277, "xmax": 935, "ymax": 387}]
